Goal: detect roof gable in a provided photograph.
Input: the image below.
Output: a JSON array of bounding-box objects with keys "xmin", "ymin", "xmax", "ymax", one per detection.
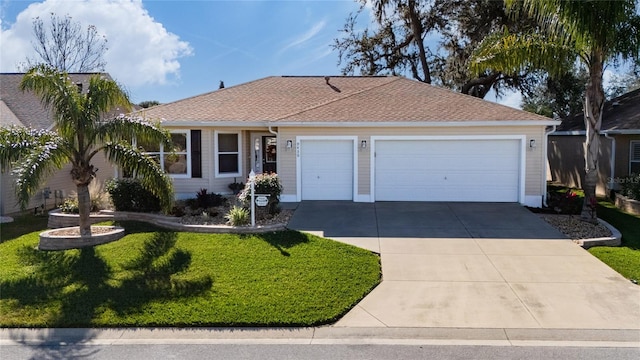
[
  {"xmin": 558, "ymin": 88, "xmax": 640, "ymax": 132},
  {"xmin": 142, "ymin": 76, "xmax": 553, "ymax": 124},
  {"xmin": 0, "ymin": 72, "xmax": 113, "ymax": 129}
]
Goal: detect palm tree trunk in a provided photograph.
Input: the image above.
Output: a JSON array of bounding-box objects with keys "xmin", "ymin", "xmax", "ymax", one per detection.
[
  {"xmin": 581, "ymin": 54, "xmax": 605, "ymax": 223},
  {"xmin": 77, "ymin": 183, "xmax": 92, "ymax": 237}
]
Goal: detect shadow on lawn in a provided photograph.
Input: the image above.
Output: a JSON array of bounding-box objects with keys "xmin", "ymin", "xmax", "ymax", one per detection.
[
  {"xmin": 1, "ymin": 232, "xmax": 212, "ymax": 327},
  {"xmin": 256, "ymin": 230, "xmax": 309, "ymax": 257}
]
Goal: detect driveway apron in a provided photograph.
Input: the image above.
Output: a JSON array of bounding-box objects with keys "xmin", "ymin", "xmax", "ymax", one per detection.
[{"xmin": 288, "ymin": 201, "xmax": 640, "ymax": 329}]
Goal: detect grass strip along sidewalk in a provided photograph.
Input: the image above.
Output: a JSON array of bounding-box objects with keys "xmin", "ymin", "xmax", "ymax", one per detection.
[{"xmin": 0, "ymin": 219, "xmax": 380, "ymax": 327}]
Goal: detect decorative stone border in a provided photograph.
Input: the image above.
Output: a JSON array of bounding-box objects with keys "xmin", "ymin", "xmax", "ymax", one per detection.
[
  {"xmin": 48, "ymin": 209, "xmax": 287, "ymax": 234},
  {"xmin": 39, "ymin": 226, "xmax": 125, "ymax": 251},
  {"xmin": 614, "ymin": 193, "xmax": 640, "ymax": 216},
  {"xmin": 573, "ymin": 218, "xmax": 622, "ymax": 249}
]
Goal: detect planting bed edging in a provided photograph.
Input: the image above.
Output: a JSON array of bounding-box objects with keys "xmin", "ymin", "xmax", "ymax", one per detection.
[
  {"xmin": 614, "ymin": 193, "xmax": 640, "ymax": 216},
  {"xmin": 573, "ymin": 218, "xmax": 622, "ymax": 249},
  {"xmin": 48, "ymin": 209, "xmax": 287, "ymax": 234},
  {"xmin": 39, "ymin": 226, "xmax": 125, "ymax": 251}
]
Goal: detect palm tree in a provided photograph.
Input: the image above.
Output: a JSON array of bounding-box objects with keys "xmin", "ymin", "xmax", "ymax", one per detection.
[
  {"xmin": 470, "ymin": 0, "xmax": 640, "ymax": 222},
  {"xmin": 0, "ymin": 65, "xmax": 174, "ymax": 236}
]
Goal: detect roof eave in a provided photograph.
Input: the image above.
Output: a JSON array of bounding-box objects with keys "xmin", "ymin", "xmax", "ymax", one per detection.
[{"xmin": 160, "ymin": 119, "xmax": 561, "ymax": 127}]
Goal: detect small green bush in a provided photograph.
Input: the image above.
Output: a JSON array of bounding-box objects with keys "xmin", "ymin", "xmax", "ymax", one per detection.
[
  {"xmin": 225, "ymin": 206, "xmax": 250, "ymax": 226},
  {"xmin": 106, "ymin": 178, "xmax": 161, "ymax": 212},
  {"xmin": 238, "ymin": 173, "xmax": 283, "ymax": 215},
  {"xmin": 620, "ymin": 174, "xmax": 640, "ymax": 201},
  {"xmin": 58, "ymin": 198, "xmax": 79, "ymax": 214}
]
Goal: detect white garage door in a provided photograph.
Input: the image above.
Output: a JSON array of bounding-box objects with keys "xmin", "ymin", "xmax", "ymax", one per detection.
[
  {"xmin": 375, "ymin": 139, "xmax": 521, "ymax": 202},
  {"xmin": 301, "ymin": 140, "xmax": 354, "ymax": 200}
]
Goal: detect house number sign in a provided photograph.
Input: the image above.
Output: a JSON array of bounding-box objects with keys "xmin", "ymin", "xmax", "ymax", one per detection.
[{"xmin": 255, "ymin": 195, "xmax": 269, "ymax": 207}]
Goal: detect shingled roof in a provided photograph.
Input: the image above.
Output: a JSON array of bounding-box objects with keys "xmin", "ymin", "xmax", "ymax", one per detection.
[
  {"xmin": 557, "ymin": 88, "xmax": 640, "ymax": 132},
  {"xmin": 0, "ymin": 72, "xmax": 115, "ymax": 129},
  {"xmin": 142, "ymin": 76, "xmax": 555, "ymax": 125}
]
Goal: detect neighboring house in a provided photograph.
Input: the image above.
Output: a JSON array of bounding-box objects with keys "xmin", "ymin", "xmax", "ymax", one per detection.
[
  {"xmin": 0, "ymin": 73, "xmax": 119, "ymax": 215},
  {"xmin": 141, "ymin": 76, "xmax": 558, "ymax": 207},
  {"xmin": 548, "ymin": 88, "xmax": 640, "ymax": 196}
]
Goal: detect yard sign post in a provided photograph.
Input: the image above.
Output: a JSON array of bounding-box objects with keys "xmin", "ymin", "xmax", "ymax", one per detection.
[{"xmin": 249, "ymin": 169, "xmax": 256, "ymax": 227}]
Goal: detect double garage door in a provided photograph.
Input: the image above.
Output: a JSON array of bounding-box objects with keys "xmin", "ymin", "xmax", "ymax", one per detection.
[{"xmin": 300, "ymin": 139, "xmax": 521, "ymax": 202}]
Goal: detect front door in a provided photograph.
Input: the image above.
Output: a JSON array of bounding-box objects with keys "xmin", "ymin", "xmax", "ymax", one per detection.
[{"xmin": 262, "ymin": 136, "xmax": 277, "ymax": 173}]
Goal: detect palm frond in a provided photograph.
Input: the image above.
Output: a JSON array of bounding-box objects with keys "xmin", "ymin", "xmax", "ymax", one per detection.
[
  {"xmin": 11, "ymin": 138, "xmax": 69, "ymax": 209},
  {"xmin": 102, "ymin": 142, "xmax": 174, "ymax": 211},
  {"xmin": 19, "ymin": 65, "xmax": 84, "ymax": 140},
  {"xmin": 95, "ymin": 115, "xmax": 171, "ymax": 149},
  {"xmin": 470, "ymin": 28, "xmax": 575, "ymax": 78},
  {"xmin": 84, "ymin": 75, "xmax": 131, "ymax": 129},
  {"xmin": 0, "ymin": 126, "xmax": 66, "ymax": 171},
  {"xmin": 506, "ymin": 0, "xmax": 638, "ymax": 59}
]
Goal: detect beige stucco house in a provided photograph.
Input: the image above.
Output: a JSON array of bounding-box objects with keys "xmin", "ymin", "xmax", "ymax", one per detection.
[
  {"xmin": 141, "ymin": 76, "xmax": 559, "ymax": 208},
  {"xmin": 0, "ymin": 73, "xmax": 117, "ymax": 215},
  {"xmin": 548, "ymin": 88, "xmax": 640, "ymax": 196}
]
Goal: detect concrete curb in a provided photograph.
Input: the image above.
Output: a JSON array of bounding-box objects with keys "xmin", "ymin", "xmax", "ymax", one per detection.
[
  {"xmin": 1, "ymin": 327, "xmax": 639, "ymax": 347},
  {"xmin": 574, "ymin": 218, "xmax": 622, "ymax": 249}
]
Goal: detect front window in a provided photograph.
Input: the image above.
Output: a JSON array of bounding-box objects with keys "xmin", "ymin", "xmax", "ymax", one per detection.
[
  {"xmin": 138, "ymin": 131, "xmax": 190, "ymax": 177},
  {"xmin": 631, "ymin": 140, "xmax": 640, "ymax": 174},
  {"xmin": 215, "ymin": 131, "xmax": 241, "ymax": 177}
]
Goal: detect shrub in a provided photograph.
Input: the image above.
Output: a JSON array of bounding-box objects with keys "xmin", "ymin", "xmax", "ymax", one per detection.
[
  {"xmin": 547, "ymin": 188, "xmax": 582, "ymax": 214},
  {"xmin": 106, "ymin": 178, "xmax": 161, "ymax": 212},
  {"xmin": 620, "ymin": 174, "xmax": 640, "ymax": 201},
  {"xmin": 59, "ymin": 198, "xmax": 79, "ymax": 214},
  {"xmin": 195, "ymin": 188, "xmax": 226, "ymax": 209},
  {"xmin": 225, "ymin": 206, "xmax": 249, "ymax": 226},
  {"xmin": 238, "ymin": 173, "xmax": 283, "ymax": 215}
]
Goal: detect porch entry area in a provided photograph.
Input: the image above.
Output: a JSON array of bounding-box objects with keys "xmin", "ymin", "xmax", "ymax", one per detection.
[{"xmin": 251, "ymin": 132, "xmax": 277, "ymax": 174}]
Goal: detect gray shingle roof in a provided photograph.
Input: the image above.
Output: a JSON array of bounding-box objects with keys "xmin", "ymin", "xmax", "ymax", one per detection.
[
  {"xmin": 557, "ymin": 88, "xmax": 640, "ymax": 132},
  {"xmin": 0, "ymin": 72, "xmax": 115, "ymax": 129},
  {"xmin": 0, "ymin": 100, "xmax": 23, "ymax": 127},
  {"xmin": 142, "ymin": 76, "xmax": 554, "ymax": 124}
]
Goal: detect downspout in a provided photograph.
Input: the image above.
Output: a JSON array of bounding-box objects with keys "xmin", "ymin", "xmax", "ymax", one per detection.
[
  {"xmin": 604, "ymin": 132, "xmax": 616, "ymax": 196},
  {"xmin": 543, "ymin": 125, "xmax": 557, "ymax": 207},
  {"xmin": 268, "ymin": 126, "xmax": 278, "ymax": 136}
]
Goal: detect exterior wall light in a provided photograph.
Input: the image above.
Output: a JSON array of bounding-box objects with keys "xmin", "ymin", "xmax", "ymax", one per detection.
[
  {"xmin": 529, "ymin": 139, "xmax": 536, "ymax": 148},
  {"xmin": 286, "ymin": 140, "xmax": 293, "ymax": 150},
  {"xmin": 361, "ymin": 140, "xmax": 367, "ymax": 149}
]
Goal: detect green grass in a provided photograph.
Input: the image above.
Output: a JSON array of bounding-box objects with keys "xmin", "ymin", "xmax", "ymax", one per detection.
[
  {"xmin": 589, "ymin": 200, "xmax": 640, "ymax": 282},
  {"xmin": 0, "ymin": 219, "xmax": 381, "ymax": 327}
]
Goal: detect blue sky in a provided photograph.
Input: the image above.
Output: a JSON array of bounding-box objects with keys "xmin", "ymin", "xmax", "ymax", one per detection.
[{"xmin": 2, "ymin": 0, "xmax": 379, "ymax": 104}]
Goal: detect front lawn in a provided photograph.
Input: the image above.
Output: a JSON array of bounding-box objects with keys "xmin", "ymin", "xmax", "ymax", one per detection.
[
  {"xmin": 0, "ymin": 219, "xmax": 380, "ymax": 327},
  {"xmin": 589, "ymin": 200, "xmax": 640, "ymax": 282}
]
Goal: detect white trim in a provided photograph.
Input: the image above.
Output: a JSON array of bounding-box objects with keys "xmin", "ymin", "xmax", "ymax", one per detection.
[
  {"xmin": 551, "ymin": 130, "xmax": 640, "ymax": 136},
  {"xmin": 550, "ymin": 130, "xmax": 586, "ymax": 136},
  {"xmin": 355, "ymin": 194, "xmax": 372, "ymax": 203},
  {"xmin": 161, "ymin": 120, "xmax": 560, "ymax": 128},
  {"xmin": 214, "ymin": 130, "xmax": 243, "ymax": 178},
  {"xmin": 280, "ymin": 194, "xmax": 297, "ymax": 203},
  {"xmin": 369, "ymin": 135, "xmax": 527, "ymax": 204},
  {"xmin": 136, "ymin": 130, "xmax": 191, "ymax": 179},
  {"xmin": 296, "ymin": 136, "xmax": 358, "ymax": 202},
  {"xmin": 524, "ymin": 195, "xmax": 542, "ymax": 208}
]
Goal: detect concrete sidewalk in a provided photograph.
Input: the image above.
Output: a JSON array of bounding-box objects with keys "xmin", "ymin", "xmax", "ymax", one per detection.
[{"xmin": 288, "ymin": 202, "xmax": 640, "ymax": 330}]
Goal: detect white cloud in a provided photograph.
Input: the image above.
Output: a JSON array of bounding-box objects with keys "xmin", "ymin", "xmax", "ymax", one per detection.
[
  {"xmin": 279, "ymin": 20, "xmax": 326, "ymax": 55},
  {"xmin": 0, "ymin": 0, "xmax": 192, "ymax": 87}
]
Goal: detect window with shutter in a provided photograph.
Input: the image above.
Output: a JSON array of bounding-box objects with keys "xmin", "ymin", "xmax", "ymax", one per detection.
[{"xmin": 630, "ymin": 141, "xmax": 640, "ymax": 175}]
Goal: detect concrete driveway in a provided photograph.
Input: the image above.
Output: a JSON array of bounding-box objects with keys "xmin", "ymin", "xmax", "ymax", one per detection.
[{"xmin": 288, "ymin": 201, "xmax": 640, "ymax": 329}]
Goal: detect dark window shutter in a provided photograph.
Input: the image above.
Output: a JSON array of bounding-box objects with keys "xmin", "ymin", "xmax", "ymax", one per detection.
[{"xmin": 191, "ymin": 130, "xmax": 202, "ymax": 178}]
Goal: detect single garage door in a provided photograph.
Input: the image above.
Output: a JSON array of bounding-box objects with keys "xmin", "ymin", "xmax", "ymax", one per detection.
[
  {"xmin": 301, "ymin": 140, "xmax": 354, "ymax": 200},
  {"xmin": 375, "ymin": 139, "xmax": 520, "ymax": 202}
]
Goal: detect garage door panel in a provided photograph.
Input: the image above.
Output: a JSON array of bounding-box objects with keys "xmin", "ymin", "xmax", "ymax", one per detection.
[
  {"xmin": 375, "ymin": 139, "xmax": 520, "ymax": 202},
  {"xmin": 301, "ymin": 140, "xmax": 353, "ymax": 200}
]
